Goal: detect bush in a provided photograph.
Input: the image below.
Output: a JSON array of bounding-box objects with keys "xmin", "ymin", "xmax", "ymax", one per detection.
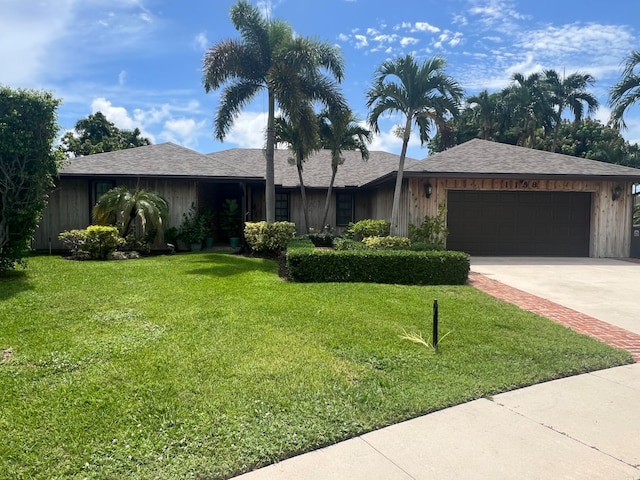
[
  {"xmin": 287, "ymin": 247, "xmax": 469, "ymax": 285},
  {"xmin": 245, "ymin": 221, "xmax": 296, "ymax": 256},
  {"xmin": 307, "ymin": 230, "xmax": 335, "ymax": 247},
  {"xmin": 408, "ymin": 242, "xmax": 446, "ymax": 251},
  {"xmin": 408, "ymin": 202, "xmax": 449, "ymax": 249},
  {"xmin": 363, "ymin": 236, "xmax": 411, "ymax": 250},
  {"xmin": 59, "ymin": 226, "xmax": 122, "ymax": 260},
  {"xmin": 344, "ymin": 219, "xmax": 390, "ymax": 240},
  {"xmin": 332, "ymin": 238, "xmax": 368, "ymax": 251}
]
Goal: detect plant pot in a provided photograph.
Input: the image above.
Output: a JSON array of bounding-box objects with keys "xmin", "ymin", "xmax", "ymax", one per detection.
[
  {"xmin": 229, "ymin": 237, "xmax": 240, "ymax": 248},
  {"xmin": 190, "ymin": 242, "xmax": 202, "ymax": 252}
]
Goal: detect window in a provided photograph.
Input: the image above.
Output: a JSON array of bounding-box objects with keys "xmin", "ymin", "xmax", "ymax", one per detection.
[
  {"xmin": 275, "ymin": 192, "xmax": 290, "ymax": 221},
  {"xmin": 336, "ymin": 192, "xmax": 354, "ymax": 226},
  {"xmin": 93, "ymin": 181, "xmax": 115, "ymax": 205}
]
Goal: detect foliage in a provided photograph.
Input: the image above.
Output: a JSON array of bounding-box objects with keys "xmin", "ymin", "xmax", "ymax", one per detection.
[
  {"xmin": 609, "ymin": 50, "xmax": 640, "ymax": 130},
  {"xmin": 60, "ymin": 111, "xmax": 150, "ymax": 157},
  {"xmin": 408, "ymin": 202, "xmax": 449, "ymax": 249},
  {"xmin": 92, "ymin": 186, "xmax": 169, "ymax": 242},
  {"xmin": 366, "ymin": 54, "xmax": 463, "ymax": 235},
  {"xmin": 244, "ymin": 221, "xmax": 296, "ymax": 256},
  {"xmin": 343, "ymin": 219, "xmax": 390, "ymax": 240},
  {"xmin": 362, "ymin": 235, "xmax": 411, "ymax": 250},
  {"xmin": 408, "ymin": 241, "xmax": 446, "ymax": 251},
  {"xmin": 178, "ymin": 203, "xmax": 210, "ymax": 245},
  {"xmin": 332, "ymin": 237, "xmax": 368, "ymax": 251},
  {"xmin": 202, "ymin": 0, "xmax": 346, "ymax": 222},
  {"xmin": 307, "ymin": 230, "xmax": 335, "ymax": 247},
  {"xmin": 58, "ymin": 226, "xmax": 122, "ymax": 260},
  {"xmin": 0, "ymin": 254, "xmax": 631, "ymax": 478},
  {"xmin": 219, "ymin": 199, "xmax": 243, "ymax": 237},
  {"xmin": 0, "ymin": 86, "xmax": 61, "ymax": 272},
  {"xmin": 287, "ymin": 244, "xmax": 470, "ymax": 285}
]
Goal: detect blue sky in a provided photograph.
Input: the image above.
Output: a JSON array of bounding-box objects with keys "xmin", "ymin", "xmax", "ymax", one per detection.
[{"xmin": 2, "ymin": 0, "xmax": 639, "ymax": 160}]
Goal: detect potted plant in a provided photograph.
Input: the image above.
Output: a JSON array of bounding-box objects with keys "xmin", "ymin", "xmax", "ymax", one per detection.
[
  {"xmin": 220, "ymin": 198, "xmax": 243, "ymax": 248},
  {"xmin": 178, "ymin": 204, "xmax": 208, "ymax": 251}
]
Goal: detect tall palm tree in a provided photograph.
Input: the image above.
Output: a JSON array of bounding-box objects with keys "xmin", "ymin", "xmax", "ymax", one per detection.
[
  {"xmin": 466, "ymin": 89, "xmax": 499, "ymax": 140},
  {"xmin": 274, "ymin": 107, "xmax": 319, "ymax": 233},
  {"xmin": 202, "ymin": 0, "xmax": 346, "ymax": 222},
  {"xmin": 93, "ymin": 186, "xmax": 169, "ymax": 239},
  {"xmin": 366, "ymin": 55, "xmax": 463, "ymax": 235},
  {"xmin": 503, "ymin": 72, "xmax": 553, "ymax": 148},
  {"xmin": 544, "ymin": 69, "xmax": 599, "ymax": 152},
  {"xmin": 318, "ymin": 108, "xmax": 372, "ymax": 230},
  {"xmin": 609, "ymin": 50, "xmax": 640, "ymax": 130}
]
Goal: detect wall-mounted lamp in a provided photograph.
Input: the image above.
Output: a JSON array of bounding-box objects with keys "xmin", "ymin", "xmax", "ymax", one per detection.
[
  {"xmin": 425, "ymin": 182, "xmax": 433, "ymax": 198},
  {"xmin": 612, "ymin": 184, "xmax": 623, "ymax": 201}
]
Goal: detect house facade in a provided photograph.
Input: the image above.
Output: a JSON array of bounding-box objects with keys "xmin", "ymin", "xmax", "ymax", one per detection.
[{"xmin": 35, "ymin": 139, "xmax": 640, "ymax": 257}]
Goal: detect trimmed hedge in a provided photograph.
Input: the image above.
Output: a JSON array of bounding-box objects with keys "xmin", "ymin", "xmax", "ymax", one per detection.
[
  {"xmin": 286, "ymin": 239, "xmax": 469, "ymax": 285},
  {"xmin": 245, "ymin": 221, "xmax": 296, "ymax": 256}
]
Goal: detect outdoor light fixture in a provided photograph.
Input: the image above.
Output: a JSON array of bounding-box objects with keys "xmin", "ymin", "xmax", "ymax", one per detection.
[
  {"xmin": 612, "ymin": 184, "xmax": 623, "ymax": 201},
  {"xmin": 425, "ymin": 183, "xmax": 433, "ymax": 198}
]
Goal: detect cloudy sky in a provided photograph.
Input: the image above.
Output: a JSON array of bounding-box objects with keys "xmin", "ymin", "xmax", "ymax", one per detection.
[{"xmin": 2, "ymin": 0, "xmax": 639, "ymax": 159}]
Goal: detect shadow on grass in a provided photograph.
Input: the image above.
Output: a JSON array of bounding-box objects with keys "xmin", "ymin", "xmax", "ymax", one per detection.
[
  {"xmin": 183, "ymin": 253, "xmax": 279, "ymax": 278},
  {"xmin": 0, "ymin": 270, "xmax": 33, "ymax": 300}
]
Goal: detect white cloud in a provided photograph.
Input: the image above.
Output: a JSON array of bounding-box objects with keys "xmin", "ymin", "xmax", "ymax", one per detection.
[
  {"xmin": 400, "ymin": 37, "xmax": 419, "ymax": 47},
  {"xmin": 118, "ymin": 71, "xmax": 127, "ymax": 86},
  {"xmin": 413, "ymin": 22, "xmax": 440, "ymax": 33},
  {"xmin": 225, "ymin": 111, "xmax": 270, "ymax": 148},
  {"xmin": 160, "ymin": 118, "xmax": 207, "ymax": 148},
  {"xmin": 354, "ymin": 35, "xmax": 369, "ymax": 49},
  {"xmin": 193, "ymin": 32, "xmax": 209, "ymax": 51}
]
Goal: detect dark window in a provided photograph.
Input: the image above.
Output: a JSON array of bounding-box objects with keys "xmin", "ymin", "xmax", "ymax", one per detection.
[
  {"xmin": 275, "ymin": 192, "xmax": 290, "ymax": 221},
  {"xmin": 93, "ymin": 181, "xmax": 115, "ymax": 205},
  {"xmin": 336, "ymin": 192, "xmax": 354, "ymax": 226}
]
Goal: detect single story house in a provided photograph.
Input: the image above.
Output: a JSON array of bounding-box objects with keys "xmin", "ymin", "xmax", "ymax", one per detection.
[{"xmin": 35, "ymin": 139, "xmax": 640, "ymax": 257}]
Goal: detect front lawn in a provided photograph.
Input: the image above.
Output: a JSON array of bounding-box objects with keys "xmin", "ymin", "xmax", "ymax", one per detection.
[{"xmin": 0, "ymin": 253, "xmax": 632, "ymax": 479}]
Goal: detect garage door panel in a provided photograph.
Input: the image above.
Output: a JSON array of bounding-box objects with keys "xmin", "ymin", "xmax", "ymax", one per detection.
[{"xmin": 447, "ymin": 191, "xmax": 591, "ymax": 256}]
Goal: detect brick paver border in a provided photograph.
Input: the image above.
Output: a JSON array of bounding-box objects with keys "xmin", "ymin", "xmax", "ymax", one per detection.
[{"xmin": 468, "ymin": 271, "xmax": 640, "ymax": 362}]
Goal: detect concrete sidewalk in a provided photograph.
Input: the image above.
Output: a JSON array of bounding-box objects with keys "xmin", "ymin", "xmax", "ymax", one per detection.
[{"xmin": 234, "ymin": 364, "xmax": 640, "ymax": 480}]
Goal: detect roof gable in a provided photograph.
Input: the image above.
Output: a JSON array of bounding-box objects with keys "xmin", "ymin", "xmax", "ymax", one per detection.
[{"xmin": 405, "ymin": 139, "xmax": 640, "ymax": 180}]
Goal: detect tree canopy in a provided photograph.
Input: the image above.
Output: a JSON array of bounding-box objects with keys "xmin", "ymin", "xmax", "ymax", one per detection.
[
  {"xmin": 60, "ymin": 111, "xmax": 150, "ymax": 157},
  {"xmin": 0, "ymin": 86, "xmax": 62, "ymax": 272}
]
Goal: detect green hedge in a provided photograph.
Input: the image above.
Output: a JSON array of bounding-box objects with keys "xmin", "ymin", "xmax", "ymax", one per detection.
[{"xmin": 286, "ymin": 239, "xmax": 469, "ymax": 285}]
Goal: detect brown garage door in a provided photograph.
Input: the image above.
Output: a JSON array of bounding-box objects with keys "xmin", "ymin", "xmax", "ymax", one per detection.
[{"xmin": 446, "ymin": 191, "xmax": 591, "ymax": 256}]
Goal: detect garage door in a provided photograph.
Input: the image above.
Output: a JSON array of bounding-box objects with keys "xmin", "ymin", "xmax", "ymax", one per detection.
[{"xmin": 446, "ymin": 191, "xmax": 591, "ymax": 256}]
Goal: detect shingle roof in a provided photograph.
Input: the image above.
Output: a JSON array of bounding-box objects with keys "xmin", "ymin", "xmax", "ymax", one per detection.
[
  {"xmin": 206, "ymin": 148, "xmax": 422, "ymax": 188},
  {"xmin": 60, "ymin": 142, "xmax": 260, "ymax": 179},
  {"xmin": 404, "ymin": 139, "xmax": 640, "ymax": 180}
]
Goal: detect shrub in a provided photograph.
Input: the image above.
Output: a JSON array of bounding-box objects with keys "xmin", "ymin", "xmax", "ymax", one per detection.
[
  {"xmin": 59, "ymin": 226, "xmax": 122, "ymax": 260},
  {"xmin": 408, "ymin": 241, "xmax": 446, "ymax": 251},
  {"xmin": 344, "ymin": 219, "xmax": 390, "ymax": 240},
  {"xmin": 287, "ymin": 247, "xmax": 469, "ymax": 285},
  {"xmin": 332, "ymin": 238, "xmax": 368, "ymax": 251},
  {"xmin": 408, "ymin": 202, "xmax": 449, "ymax": 249},
  {"xmin": 363, "ymin": 236, "xmax": 411, "ymax": 250},
  {"xmin": 307, "ymin": 229, "xmax": 335, "ymax": 247},
  {"xmin": 245, "ymin": 221, "xmax": 296, "ymax": 256}
]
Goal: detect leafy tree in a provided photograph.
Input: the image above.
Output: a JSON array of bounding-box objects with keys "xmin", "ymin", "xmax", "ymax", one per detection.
[
  {"xmin": 60, "ymin": 111, "xmax": 150, "ymax": 157},
  {"xmin": 366, "ymin": 55, "xmax": 462, "ymax": 235},
  {"xmin": 274, "ymin": 110, "xmax": 319, "ymax": 233},
  {"xmin": 318, "ymin": 108, "xmax": 371, "ymax": 230},
  {"xmin": 609, "ymin": 50, "xmax": 640, "ymax": 130},
  {"xmin": 92, "ymin": 186, "xmax": 169, "ymax": 240},
  {"xmin": 202, "ymin": 0, "xmax": 346, "ymax": 222},
  {"xmin": 466, "ymin": 89, "xmax": 500, "ymax": 141},
  {"xmin": 0, "ymin": 86, "xmax": 61, "ymax": 272},
  {"xmin": 543, "ymin": 69, "xmax": 599, "ymax": 152}
]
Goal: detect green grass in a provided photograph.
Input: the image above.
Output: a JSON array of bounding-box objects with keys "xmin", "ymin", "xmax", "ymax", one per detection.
[{"xmin": 0, "ymin": 253, "xmax": 632, "ymax": 479}]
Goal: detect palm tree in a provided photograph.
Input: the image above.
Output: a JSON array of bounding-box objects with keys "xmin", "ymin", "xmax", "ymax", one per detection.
[
  {"xmin": 274, "ymin": 107, "xmax": 319, "ymax": 233},
  {"xmin": 92, "ymin": 186, "xmax": 169, "ymax": 239},
  {"xmin": 544, "ymin": 69, "xmax": 599, "ymax": 152},
  {"xmin": 366, "ymin": 55, "xmax": 463, "ymax": 235},
  {"xmin": 202, "ymin": 0, "xmax": 346, "ymax": 222},
  {"xmin": 609, "ymin": 50, "xmax": 640, "ymax": 130},
  {"xmin": 466, "ymin": 89, "xmax": 499, "ymax": 140},
  {"xmin": 318, "ymin": 108, "xmax": 372, "ymax": 230}
]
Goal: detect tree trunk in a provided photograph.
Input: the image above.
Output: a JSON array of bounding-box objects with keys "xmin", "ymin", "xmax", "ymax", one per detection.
[
  {"xmin": 389, "ymin": 116, "xmax": 413, "ymax": 236},
  {"xmin": 264, "ymin": 91, "xmax": 276, "ymax": 223},
  {"xmin": 320, "ymin": 165, "xmax": 338, "ymax": 230},
  {"xmin": 297, "ymin": 161, "xmax": 311, "ymax": 234}
]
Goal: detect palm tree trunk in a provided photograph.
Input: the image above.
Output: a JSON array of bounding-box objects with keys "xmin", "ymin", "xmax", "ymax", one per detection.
[
  {"xmin": 320, "ymin": 165, "xmax": 338, "ymax": 230},
  {"xmin": 264, "ymin": 91, "xmax": 276, "ymax": 223},
  {"xmin": 296, "ymin": 162, "xmax": 311, "ymax": 234},
  {"xmin": 390, "ymin": 116, "xmax": 412, "ymax": 236}
]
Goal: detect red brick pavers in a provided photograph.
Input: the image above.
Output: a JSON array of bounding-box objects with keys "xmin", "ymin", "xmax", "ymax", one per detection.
[{"xmin": 468, "ymin": 271, "xmax": 640, "ymax": 362}]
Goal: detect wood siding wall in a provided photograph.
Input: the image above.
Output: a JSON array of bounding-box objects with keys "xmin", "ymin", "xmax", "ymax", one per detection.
[{"xmin": 408, "ymin": 177, "xmax": 634, "ymax": 258}]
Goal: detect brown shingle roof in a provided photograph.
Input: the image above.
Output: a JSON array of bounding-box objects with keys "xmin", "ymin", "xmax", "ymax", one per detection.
[
  {"xmin": 404, "ymin": 139, "xmax": 640, "ymax": 180},
  {"xmin": 60, "ymin": 142, "xmax": 260, "ymax": 179},
  {"xmin": 206, "ymin": 148, "xmax": 422, "ymax": 188}
]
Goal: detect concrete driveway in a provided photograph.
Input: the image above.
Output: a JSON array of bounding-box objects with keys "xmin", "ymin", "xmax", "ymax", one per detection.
[{"xmin": 470, "ymin": 257, "xmax": 640, "ymax": 335}]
